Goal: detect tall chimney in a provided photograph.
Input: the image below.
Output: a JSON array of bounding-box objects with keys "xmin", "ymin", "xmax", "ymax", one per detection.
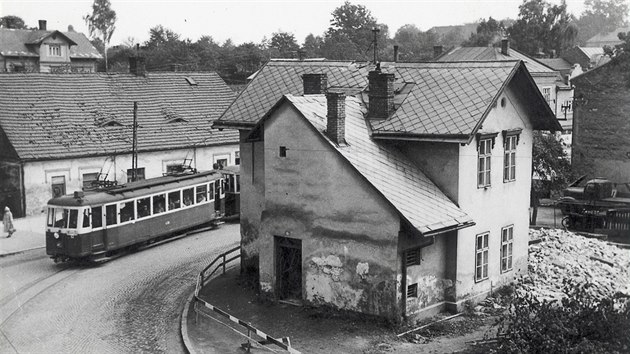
[
  {"xmin": 501, "ymin": 38, "xmax": 509, "ymax": 56},
  {"xmin": 368, "ymin": 68, "xmax": 395, "ymax": 119},
  {"xmin": 393, "ymin": 45, "xmax": 399, "ymax": 62},
  {"xmin": 129, "ymin": 56, "xmax": 146, "ymax": 76},
  {"xmin": 433, "ymin": 45, "xmax": 443, "ymax": 58},
  {"xmin": 39, "ymin": 20, "xmax": 47, "ymax": 31},
  {"xmin": 302, "ymin": 73, "xmax": 327, "ymax": 95},
  {"xmin": 297, "ymin": 49, "xmax": 306, "ymax": 61},
  {"xmin": 326, "ymin": 92, "xmax": 346, "ymax": 145}
]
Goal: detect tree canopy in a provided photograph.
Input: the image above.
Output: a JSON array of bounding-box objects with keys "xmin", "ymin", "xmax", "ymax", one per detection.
[
  {"xmin": 463, "ymin": 17, "xmax": 506, "ymax": 47},
  {"xmin": 0, "ymin": 15, "xmax": 27, "ymax": 29},
  {"xmin": 84, "ymin": 0, "xmax": 117, "ymax": 71},
  {"xmin": 575, "ymin": 0, "xmax": 629, "ymax": 44}
]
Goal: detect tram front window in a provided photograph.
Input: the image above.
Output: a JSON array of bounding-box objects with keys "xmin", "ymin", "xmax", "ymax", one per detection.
[
  {"xmin": 47, "ymin": 208, "xmax": 78, "ymax": 229},
  {"xmin": 68, "ymin": 209, "xmax": 78, "ymax": 229}
]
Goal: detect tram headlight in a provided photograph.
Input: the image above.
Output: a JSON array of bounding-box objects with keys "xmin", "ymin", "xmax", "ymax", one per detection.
[{"xmin": 53, "ymin": 232, "xmax": 59, "ymax": 239}]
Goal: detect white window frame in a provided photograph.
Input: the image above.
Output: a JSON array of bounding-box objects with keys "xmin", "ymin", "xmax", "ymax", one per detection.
[
  {"xmin": 501, "ymin": 226, "xmax": 514, "ymax": 273},
  {"xmin": 503, "ymin": 135, "xmax": 517, "ymax": 182},
  {"xmin": 475, "ymin": 232, "xmax": 489, "ymax": 282},
  {"xmin": 48, "ymin": 44, "xmax": 61, "ymax": 57},
  {"xmin": 542, "ymin": 87, "xmax": 552, "ymax": 107},
  {"xmin": 477, "ymin": 138, "xmax": 492, "ymax": 188}
]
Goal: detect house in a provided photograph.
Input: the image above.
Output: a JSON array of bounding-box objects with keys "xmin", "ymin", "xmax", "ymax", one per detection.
[
  {"xmin": 585, "ymin": 26, "xmax": 630, "ymax": 48},
  {"xmin": 560, "ymin": 46, "xmax": 607, "ymax": 71},
  {"xmin": 213, "ymin": 59, "xmax": 560, "ymax": 321},
  {"xmin": 438, "ymin": 40, "xmax": 573, "ymax": 154},
  {"xmin": 571, "ymin": 55, "xmax": 630, "ymax": 182},
  {"xmin": 0, "ymin": 20, "xmax": 101, "ymax": 73},
  {"xmin": 0, "ymin": 57, "xmax": 239, "ymax": 217}
]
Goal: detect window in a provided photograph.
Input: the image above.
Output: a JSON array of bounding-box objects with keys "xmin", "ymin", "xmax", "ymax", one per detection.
[
  {"xmin": 183, "ymin": 188, "xmax": 194, "ymax": 206},
  {"xmin": 405, "ymin": 248, "xmax": 421, "ymax": 267},
  {"xmin": 51, "ymin": 176, "xmax": 66, "ymax": 198},
  {"xmin": 82, "ymin": 172, "xmax": 99, "ymax": 190},
  {"xmin": 406, "ymin": 283, "xmax": 418, "ymax": 298},
  {"xmin": 504, "ymin": 135, "xmax": 517, "ymax": 182},
  {"xmin": 68, "ymin": 210, "xmax": 78, "ymax": 229},
  {"xmin": 542, "ymin": 87, "xmax": 552, "ymax": 106},
  {"xmin": 235, "ymin": 151, "xmax": 240, "ymax": 165},
  {"xmin": 92, "ymin": 206, "xmax": 103, "ymax": 228},
  {"xmin": 209, "ymin": 182, "xmax": 215, "ymax": 202},
  {"xmin": 196, "ymin": 184, "xmax": 208, "ymax": 203},
  {"xmin": 49, "ymin": 208, "xmax": 68, "ymax": 228},
  {"xmin": 166, "ymin": 164, "xmax": 181, "ymax": 174},
  {"xmin": 153, "ymin": 194, "xmax": 166, "ymax": 214},
  {"xmin": 279, "ymin": 146, "xmax": 287, "ymax": 157},
  {"xmin": 82, "ymin": 209, "xmax": 90, "ymax": 228},
  {"xmin": 501, "ymin": 226, "xmax": 514, "ymax": 273},
  {"xmin": 48, "ymin": 44, "xmax": 61, "ymax": 56},
  {"xmin": 120, "ymin": 201, "xmax": 135, "ymax": 222},
  {"xmin": 127, "ymin": 168, "xmax": 145, "ymax": 182},
  {"xmin": 137, "ymin": 197, "xmax": 151, "ymax": 218},
  {"xmin": 478, "ymin": 139, "xmax": 492, "ymax": 188},
  {"xmin": 475, "ymin": 233, "xmax": 489, "ymax": 282},
  {"xmin": 168, "ymin": 191, "xmax": 181, "ymax": 210},
  {"xmin": 105, "ymin": 204, "xmax": 117, "ymax": 226}
]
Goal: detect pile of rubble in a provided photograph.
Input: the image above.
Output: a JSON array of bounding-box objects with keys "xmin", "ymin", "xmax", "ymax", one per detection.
[{"xmin": 523, "ymin": 228, "xmax": 630, "ymax": 302}]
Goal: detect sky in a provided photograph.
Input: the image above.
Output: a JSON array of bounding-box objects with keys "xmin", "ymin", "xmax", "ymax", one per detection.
[{"xmin": 1, "ymin": 0, "xmax": 588, "ymax": 46}]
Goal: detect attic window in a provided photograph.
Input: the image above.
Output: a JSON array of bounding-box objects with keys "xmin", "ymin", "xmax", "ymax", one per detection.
[
  {"xmin": 99, "ymin": 119, "xmax": 123, "ymax": 127},
  {"xmin": 48, "ymin": 44, "xmax": 61, "ymax": 57},
  {"xmin": 162, "ymin": 107, "xmax": 187, "ymax": 123},
  {"xmin": 184, "ymin": 77, "xmax": 197, "ymax": 86}
]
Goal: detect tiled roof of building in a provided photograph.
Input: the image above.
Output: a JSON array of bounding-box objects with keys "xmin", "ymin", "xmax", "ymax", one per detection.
[
  {"xmin": 437, "ymin": 46, "xmax": 557, "ymax": 75},
  {"xmin": 585, "ymin": 26, "xmax": 630, "ymax": 46},
  {"xmin": 578, "ymin": 46, "xmax": 604, "ymax": 60},
  {"xmin": 0, "ymin": 28, "xmax": 102, "ymax": 59},
  {"xmin": 284, "ymin": 94, "xmax": 473, "ymax": 235},
  {"xmin": 217, "ymin": 59, "xmax": 559, "ymax": 139},
  {"xmin": 538, "ymin": 58, "xmax": 573, "ymax": 71},
  {"xmin": 0, "ymin": 72, "xmax": 238, "ymax": 160}
]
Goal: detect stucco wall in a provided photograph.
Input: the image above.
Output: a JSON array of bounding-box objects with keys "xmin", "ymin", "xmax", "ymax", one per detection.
[
  {"xmin": 22, "ymin": 144, "xmax": 238, "ymax": 215},
  {"xmin": 258, "ymin": 104, "xmax": 403, "ymax": 319},
  {"xmin": 453, "ymin": 86, "xmax": 532, "ymax": 307},
  {"xmin": 572, "ymin": 60, "xmax": 630, "ymax": 182}
]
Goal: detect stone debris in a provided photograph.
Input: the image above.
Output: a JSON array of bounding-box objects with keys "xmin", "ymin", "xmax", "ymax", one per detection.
[{"xmin": 523, "ymin": 228, "xmax": 630, "ymax": 303}]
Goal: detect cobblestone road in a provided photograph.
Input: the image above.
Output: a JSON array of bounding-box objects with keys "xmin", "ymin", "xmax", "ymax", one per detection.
[{"xmin": 0, "ymin": 223, "xmax": 239, "ymax": 353}]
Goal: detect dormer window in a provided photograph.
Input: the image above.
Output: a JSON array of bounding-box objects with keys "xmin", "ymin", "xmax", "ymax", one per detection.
[{"xmin": 49, "ymin": 44, "xmax": 61, "ymax": 57}]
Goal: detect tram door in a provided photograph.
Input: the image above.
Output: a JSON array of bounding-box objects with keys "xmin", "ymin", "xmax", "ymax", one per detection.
[{"xmin": 275, "ymin": 236, "xmax": 302, "ymax": 300}]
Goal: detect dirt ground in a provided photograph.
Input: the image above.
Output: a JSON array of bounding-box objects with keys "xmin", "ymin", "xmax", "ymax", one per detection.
[{"xmin": 198, "ymin": 271, "xmax": 499, "ymax": 354}]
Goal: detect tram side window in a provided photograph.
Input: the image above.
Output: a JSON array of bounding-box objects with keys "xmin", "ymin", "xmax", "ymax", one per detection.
[
  {"xmin": 68, "ymin": 209, "xmax": 78, "ymax": 229},
  {"xmin": 120, "ymin": 201, "xmax": 135, "ymax": 222},
  {"xmin": 137, "ymin": 197, "xmax": 151, "ymax": 218},
  {"xmin": 209, "ymin": 182, "xmax": 215, "ymax": 201},
  {"xmin": 106, "ymin": 204, "xmax": 117, "ymax": 226},
  {"xmin": 92, "ymin": 206, "xmax": 103, "ymax": 228},
  {"xmin": 183, "ymin": 188, "xmax": 194, "ymax": 206},
  {"xmin": 196, "ymin": 184, "xmax": 208, "ymax": 203},
  {"xmin": 168, "ymin": 191, "xmax": 181, "ymax": 210},
  {"xmin": 153, "ymin": 194, "xmax": 166, "ymax": 214}
]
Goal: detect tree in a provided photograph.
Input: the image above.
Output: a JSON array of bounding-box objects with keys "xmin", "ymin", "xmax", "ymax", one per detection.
[
  {"xmin": 84, "ymin": 0, "xmax": 117, "ymax": 72},
  {"xmin": 463, "ymin": 17, "xmax": 506, "ymax": 47},
  {"xmin": 302, "ymin": 33, "xmax": 324, "ymax": 58},
  {"xmin": 530, "ymin": 131, "xmax": 574, "ymax": 225},
  {"xmin": 269, "ymin": 31, "xmax": 299, "ymax": 58},
  {"xmin": 575, "ymin": 0, "xmax": 629, "ymax": 45},
  {"xmin": 508, "ymin": 0, "xmax": 575, "ymax": 56},
  {"xmin": 0, "ymin": 15, "xmax": 27, "ymax": 29},
  {"xmin": 393, "ymin": 24, "xmax": 438, "ymax": 61}
]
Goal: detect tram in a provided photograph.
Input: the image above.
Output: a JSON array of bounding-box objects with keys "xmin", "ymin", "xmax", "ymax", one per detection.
[
  {"xmin": 46, "ymin": 170, "xmax": 226, "ymax": 263},
  {"xmin": 220, "ymin": 165, "xmax": 240, "ymax": 219}
]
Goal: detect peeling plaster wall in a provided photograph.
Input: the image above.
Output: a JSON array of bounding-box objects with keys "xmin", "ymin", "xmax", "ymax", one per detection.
[
  {"xmin": 454, "ymin": 84, "xmax": 532, "ymax": 307},
  {"xmin": 258, "ymin": 104, "xmax": 402, "ymax": 319},
  {"xmin": 21, "ymin": 144, "xmax": 238, "ymax": 215}
]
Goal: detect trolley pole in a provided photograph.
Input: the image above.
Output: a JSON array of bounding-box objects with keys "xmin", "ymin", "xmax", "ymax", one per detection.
[{"xmin": 132, "ymin": 102, "xmax": 138, "ymax": 182}]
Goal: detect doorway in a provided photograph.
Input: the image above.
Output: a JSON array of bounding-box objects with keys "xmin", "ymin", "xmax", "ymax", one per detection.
[{"xmin": 275, "ymin": 236, "xmax": 302, "ymax": 300}]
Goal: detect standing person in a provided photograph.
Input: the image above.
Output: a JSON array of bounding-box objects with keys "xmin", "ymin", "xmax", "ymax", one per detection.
[{"xmin": 3, "ymin": 207, "xmax": 15, "ymax": 238}]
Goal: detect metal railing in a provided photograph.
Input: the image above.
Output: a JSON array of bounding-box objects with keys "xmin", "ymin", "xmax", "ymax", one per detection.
[{"xmin": 193, "ymin": 246, "xmax": 300, "ymax": 353}]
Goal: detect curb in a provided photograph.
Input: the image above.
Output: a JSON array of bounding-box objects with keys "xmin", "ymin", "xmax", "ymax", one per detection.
[
  {"xmin": 0, "ymin": 246, "xmax": 45, "ymax": 258},
  {"xmin": 180, "ymin": 291, "xmax": 199, "ymax": 354}
]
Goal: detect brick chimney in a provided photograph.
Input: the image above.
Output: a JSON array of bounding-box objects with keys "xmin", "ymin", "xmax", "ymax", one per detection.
[
  {"xmin": 501, "ymin": 38, "xmax": 509, "ymax": 56},
  {"xmin": 129, "ymin": 56, "xmax": 146, "ymax": 76},
  {"xmin": 302, "ymin": 73, "xmax": 327, "ymax": 95},
  {"xmin": 326, "ymin": 92, "xmax": 346, "ymax": 145},
  {"xmin": 393, "ymin": 45, "xmax": 399, "ymax": 62},
  {"xmin": 39, "ymin": 20, "xmax": 47, "ymax": 31},
  {"xmin": 297, "ymin": 49, "xmax": 306, "ymax": 61},
  {"xmin": 433, "ymin": 45, "xmax": 443, "ymax": 58},
  {"xmin": 368, "ymin": 68, "xmax": 395, "ymax": 119}
]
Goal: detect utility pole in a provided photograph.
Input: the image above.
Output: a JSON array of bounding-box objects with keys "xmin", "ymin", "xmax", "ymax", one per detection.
[{"xmin": 131, "ymin": 101, "xmax": 138, "ymax": 182}]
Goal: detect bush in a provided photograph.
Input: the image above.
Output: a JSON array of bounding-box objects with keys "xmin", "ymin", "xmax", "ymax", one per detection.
[{"xmin": 496, "ymin": 280, "xmax": 630, "ymax": 353}]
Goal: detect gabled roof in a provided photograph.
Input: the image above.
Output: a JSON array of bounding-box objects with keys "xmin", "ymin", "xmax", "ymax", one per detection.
[
  {"xmin": 577, "ymin": 46, "xmax": 604, "ymax": 60},
  {"xmin": 586, "ymin": 26, "xmax": 630, "ymax": 46},
  {"xmin": 215, "ymin": 59, "xmax": 560, "ymax": 139},
  {"xmin": 538, "ymin": 57, "xmax": 573, "ymax": 71},
  {"xmin": 265, "ymin": 94, "xmax": 474, "ymax": 236},
  {"xmin": 0, "ymin": 72, "xmax": 238, "ymax": 161},
  {"xmin": 0, "ymin": 28, "xmax": 101, "ymax": 59},
  {"xmin": 436, "ymin": 46, "xmax": 557, "ymax": 75}
]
